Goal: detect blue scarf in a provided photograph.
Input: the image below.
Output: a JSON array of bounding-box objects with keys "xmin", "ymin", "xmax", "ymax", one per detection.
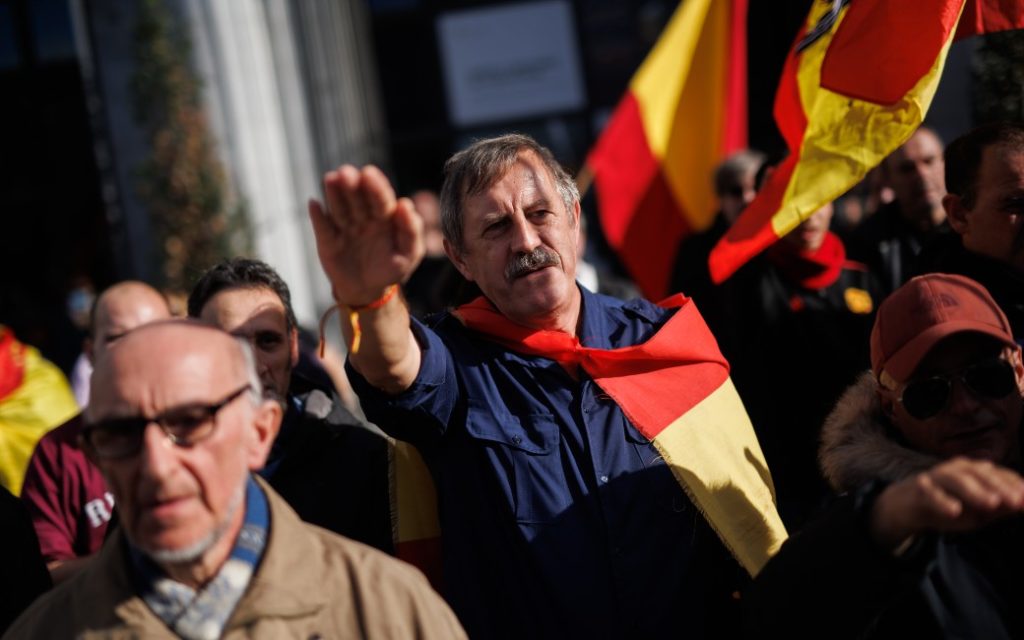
[{"xmin": 130, "ymin": 475, "xmax": 269, "ymax": 640}]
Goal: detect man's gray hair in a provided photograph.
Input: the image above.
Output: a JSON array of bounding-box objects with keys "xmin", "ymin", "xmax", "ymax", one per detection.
[
  {"xmin": 713, "ymin": 149, "xmax": 766, "ymax": 196},
  {"xmin": 439, "ymin": 134, "xmax": 580, "ymax": 252},
  {"xmin": 233, "ymin": 337, "xmax": 263, "ymax": 405}
]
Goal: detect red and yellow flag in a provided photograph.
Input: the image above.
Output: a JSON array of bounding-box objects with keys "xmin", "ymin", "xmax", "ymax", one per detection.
[
  {"xmin": 585, "ymin": 0, "xmax": 748, "ymax": 300},
  {"xmin": 0, "ymin": 327, "xmax": 79, "ymax": 495},
  {"xmin": 956, "ymin": 0, "xmax": 1024, "ymax": 39},
  {"xmin": 454, "ymin": 295, "xmax": 787, "ymax": 576},
  {"xmin": 708, "ymin": 0, "xmax": 966, "ymax": 283},
  {"xmin": 389, "ymin": 439, "xmax": 443, "ymax": 590}
]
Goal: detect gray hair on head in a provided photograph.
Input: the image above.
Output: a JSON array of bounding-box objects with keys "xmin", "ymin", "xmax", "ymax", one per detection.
[
  {"xmin": 713, "ymin": 149, "xmax": 766, "ymax": 196},
  {"xmin": 439, "ymin": 133, "xmax": 580, "ymax": 253},
  {"xmin": 232, "ymin": 337, "xmax": 264, "ymax": 405}
]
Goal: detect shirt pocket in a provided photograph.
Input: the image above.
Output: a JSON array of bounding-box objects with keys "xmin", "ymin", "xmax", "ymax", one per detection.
[
  {"xmin": 622, "ymin": 418, "xmax": 690, "ymax": 514},
  {"xmin": 464, "ymin": 401, "xmax": 570, "ymax": 525}
]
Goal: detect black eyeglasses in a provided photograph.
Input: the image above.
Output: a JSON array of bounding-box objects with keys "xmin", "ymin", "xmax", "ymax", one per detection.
[
  {"xmin": 896, "ymin": 358, "xmax": 1017, "ymax": 420},
  {"xmin": 82, "ymin": 385, "xmax": 252, "ymax": 460}
]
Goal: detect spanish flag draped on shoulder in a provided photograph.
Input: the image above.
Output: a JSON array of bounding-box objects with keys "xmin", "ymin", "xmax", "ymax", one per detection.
[
  {"xmin": 583, "ymin": 0, "xmax": 748, "ymax": 300},
  {"xmin": 453, "ymin": 295, "xmax": 788, "ymax": 576},
  {"xmin": 708, "ymin": 0, "xmax": 1024, "ymax": 284}
]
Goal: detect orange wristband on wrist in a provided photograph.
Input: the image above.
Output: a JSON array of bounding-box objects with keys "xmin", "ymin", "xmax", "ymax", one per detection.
[{"xmin": 318, "ymin": 284, "xmax": 399, "ymax": 357}]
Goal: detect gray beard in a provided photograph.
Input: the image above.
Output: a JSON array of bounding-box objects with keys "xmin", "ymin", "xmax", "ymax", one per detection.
[{"xmin": 136, "ymin": 480, "xmax": 246, "ymax": 566}]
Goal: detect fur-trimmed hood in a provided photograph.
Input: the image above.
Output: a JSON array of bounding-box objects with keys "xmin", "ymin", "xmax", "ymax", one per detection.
[{"xmin": 819, "ymin": 372, "xmax": 940, "ymax": 493}]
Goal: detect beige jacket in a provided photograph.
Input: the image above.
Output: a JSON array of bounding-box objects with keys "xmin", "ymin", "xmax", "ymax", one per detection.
[{"xmin": 4, "ymin": 478, "xmax": 466, "ymax": 639}]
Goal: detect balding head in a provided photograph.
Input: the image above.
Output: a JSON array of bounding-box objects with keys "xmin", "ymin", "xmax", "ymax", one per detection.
[
  {"xmin": 90, "ymin": 281, "xmax": 172, "ymax": 363},
  {"xmin": 85, "ymin": 320, "xmax": 280, "ymax": 586}
]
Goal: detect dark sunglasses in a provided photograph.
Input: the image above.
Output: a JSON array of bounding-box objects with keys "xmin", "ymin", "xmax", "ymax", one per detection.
[
  {"xmin": 896, "ymin": 358, "xmax": 1017, "ymax": 420},
  {"xmin": 82, "ymin": 384, "xmax": 252, "ymax": 460}
]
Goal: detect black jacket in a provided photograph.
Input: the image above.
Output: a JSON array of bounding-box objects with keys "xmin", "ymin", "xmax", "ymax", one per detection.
[
  {"xmin": 721, "ymin": 249, "xmax": 879, "ymax": 527},
  {"xmin": 0, "ymin": 485, "xmax": 50, "ymax": 635},
  {"xmin": 847, "ymin": 202, "xmax": 945, "ymax": 296},
  {"xmin": 262, "ymin": 375, "xmax": 393, "ymax": 554},
  {"xmin": 916, "ymin": 233, "xmax": 1024, "ymax": 343},
  {"xmin": 746, "ymin": 374, "xmax": 1024, "ymax": 639}
]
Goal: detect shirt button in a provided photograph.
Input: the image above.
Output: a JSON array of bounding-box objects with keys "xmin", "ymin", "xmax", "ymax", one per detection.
[
  {"xmin": 600, "ymin": 475, "xmax": 609, "ymax": 483},
  {"xmin": 511, "ymin": 435, "xmax": 523, "ymax": 445}
]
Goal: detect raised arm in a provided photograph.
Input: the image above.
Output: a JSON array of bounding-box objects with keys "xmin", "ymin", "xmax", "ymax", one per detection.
[{"xmin": 308, "ymin": 165, "xmax": 424, "ymax": 394}]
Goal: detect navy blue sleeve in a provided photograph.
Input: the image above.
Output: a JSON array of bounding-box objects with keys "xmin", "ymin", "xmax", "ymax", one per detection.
[{"xmin": 346, "ymin": 316, "xmax": 460, "ymax": 444}]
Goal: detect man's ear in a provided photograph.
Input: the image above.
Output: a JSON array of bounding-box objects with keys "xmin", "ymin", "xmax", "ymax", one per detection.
[
  {"xmin": 443, "ymin": 238, "xmax": 475, "ymax": 282},
  {"xmin": 1012, "ymin": 347, "xmax": 1024, "ymax": 395},
  {"xmin": 876, "ymin": 386, "xmax": 898, "ymax": 420},
  {"xmin": 83, "ymin": 336, "xmax": 94, "ymax": 366},
  {"xmin": 943, "ymin": 193, "xmax": 970, "ymax": 235},
  {"xmin": 289, "ymin": 328, "xmax": 299, "ymax": 368},
  {"xmin": 247, "ymin": 399, "xmax": 282, "ymax": 470}
]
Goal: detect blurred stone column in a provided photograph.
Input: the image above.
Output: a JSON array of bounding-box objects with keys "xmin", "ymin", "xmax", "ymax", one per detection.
[{"xmin": 177, "ymin": 0, "xmax": 389, "ymax": 325}]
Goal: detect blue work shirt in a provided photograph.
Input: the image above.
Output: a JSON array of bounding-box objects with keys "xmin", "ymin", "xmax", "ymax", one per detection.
[{"xmin": 349, "ymin": 287, "xmax": 741, "ymax": 639}]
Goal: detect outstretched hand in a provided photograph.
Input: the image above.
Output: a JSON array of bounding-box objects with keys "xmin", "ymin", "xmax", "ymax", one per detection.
[
  {"xmin": 870, "ymin": 457, "xmax": 1024, "ymax": 550},
  {"xmin": 308, "ymin": 165, "xmax": 425, "ymax": 306}
]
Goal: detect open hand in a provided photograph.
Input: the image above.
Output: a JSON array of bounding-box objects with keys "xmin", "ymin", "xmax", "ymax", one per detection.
[{"xmin": 308, "ymin": 165, "xmax": 425, "ymax": 306}]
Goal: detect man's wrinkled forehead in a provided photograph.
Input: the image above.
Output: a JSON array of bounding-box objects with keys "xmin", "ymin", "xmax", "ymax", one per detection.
[
  {"xmin": 199, "ymin": 286, "xmax": 289, "ymax": 333},
  {"xmin": 96, "ymin": 321, "xmax": 238, "ymax": 379}
]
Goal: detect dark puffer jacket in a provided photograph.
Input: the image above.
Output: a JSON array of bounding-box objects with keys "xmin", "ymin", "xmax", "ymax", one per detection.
[{"xmin": 745, "ymin": 373, "xmax": 1024, "ymax": 639}]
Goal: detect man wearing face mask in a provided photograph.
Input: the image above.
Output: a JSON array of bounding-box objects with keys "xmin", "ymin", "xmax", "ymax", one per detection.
[{"xmin": 748, "ymin": 273, "xmax": 1024, "ymax": 638}]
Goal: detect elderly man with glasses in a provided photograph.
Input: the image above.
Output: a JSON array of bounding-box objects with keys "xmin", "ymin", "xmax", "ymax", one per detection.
[
  {"xmin": 4, "ymin": 321, "xmax": 464, "ymax": 640},
  {"xmin": 747, "ymin": 273, "xmax": 1024, "ymax": 638}
]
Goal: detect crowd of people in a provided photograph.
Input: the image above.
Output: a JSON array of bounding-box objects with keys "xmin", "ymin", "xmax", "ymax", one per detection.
[{"xmin": 0, "ymin": 121, "xmax": 1023, "ymax": 638}]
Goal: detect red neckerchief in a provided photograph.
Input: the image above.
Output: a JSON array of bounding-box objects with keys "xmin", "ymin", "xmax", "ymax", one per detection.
[
  {"xmin": 450, "ymin": 295, "xmax": 729, "ymax": 437},
  {"xmin": 0, "ymin": 327, "xmax": 26, "ymax": 401},
  {"xmin": 766, "ymin": 231, "xmax": 845, "ymax": 290}
]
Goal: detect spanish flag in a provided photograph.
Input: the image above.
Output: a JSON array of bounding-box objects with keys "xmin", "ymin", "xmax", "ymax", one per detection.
[
  {"xmin": 453, "ymin": 295, "xmax": 787, "ymax": 576},
  {"xmin": 0, "ymin": 327, "xmax": 79, "ymax": 495},
  {"xmin": 584, "ymin": 0, "xmax": 747, "ymax": 300},
  {"xmin": 708, "ymin": 0, "xmax": 1024, "ymax": 283},
  {"xmin": 956, "ymin": 0, "xmax": 1024, "ymax": 39}
]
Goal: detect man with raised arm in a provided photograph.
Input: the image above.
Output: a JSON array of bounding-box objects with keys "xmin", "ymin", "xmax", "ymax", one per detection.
[{"xmin": 307, "ymin": 134, "xmax": 785, "ymax": 638}]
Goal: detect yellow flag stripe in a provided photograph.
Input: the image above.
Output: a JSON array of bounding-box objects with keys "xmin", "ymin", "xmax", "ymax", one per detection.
[
  {"xmin": 768, "ymin": 2, "xmax": 961, "ymax": 238},
  {"xmin": 652, "ymin": 377, "xmax": 787, "ymax": 576},
  {"xmin": 630, "ymin": 0, "xmax": 733, "ymax": 231},
  {"xmin": 392, "ymin": 439, "xmax": 441, "ymax": 542}
]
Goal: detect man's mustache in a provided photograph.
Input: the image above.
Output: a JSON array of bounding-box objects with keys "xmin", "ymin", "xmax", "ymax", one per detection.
[{"xmin": 506, "ymin": 247, "xmax": 561, "ymax": 281}]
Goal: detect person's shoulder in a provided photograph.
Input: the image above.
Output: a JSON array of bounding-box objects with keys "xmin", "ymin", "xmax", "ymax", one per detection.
[
  {"xmin": 37, "ymin": 412, "xmax": 86, "ymax": 450},
  {"xmin": 294, "ymin": 387, "xmax": 389, "ymax": 445},
  {"xmin": 589, "ymin": 288, "xmax": 674, "ymax": 326},
  {"xmin": 2, "ymin": 556, "xmax": 102, "ymax": 638},
  {"xmin": 303, "ymin": 525, "xmax": 467, "ymax": 637}
]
